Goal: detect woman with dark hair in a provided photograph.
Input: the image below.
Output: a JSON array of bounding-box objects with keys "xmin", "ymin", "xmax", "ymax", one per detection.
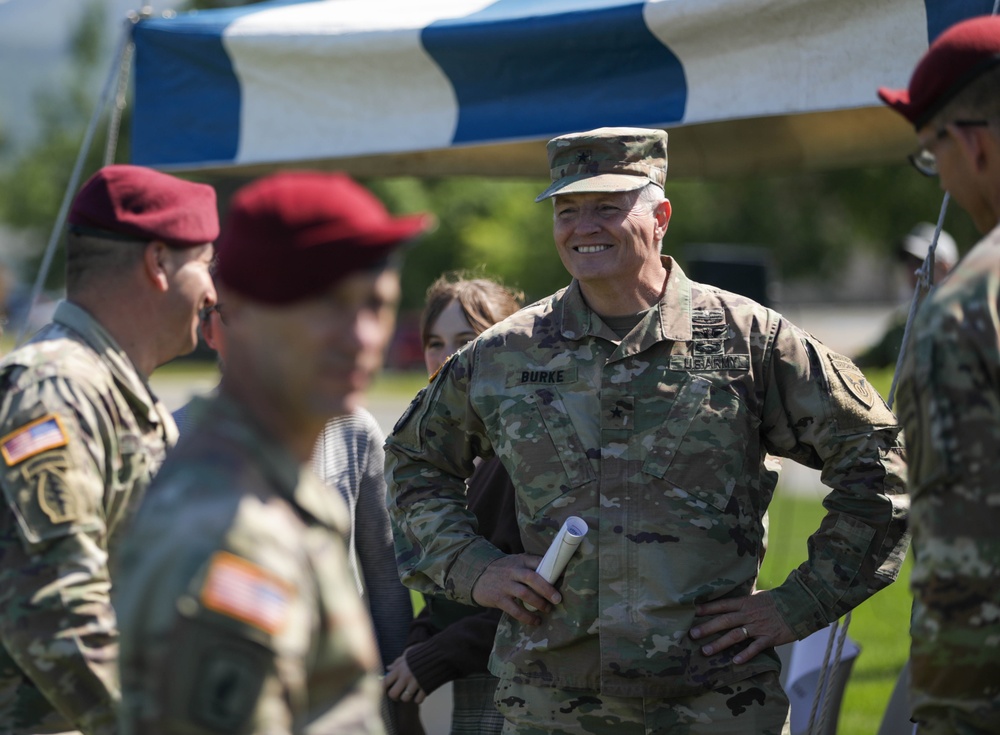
[{"xmin": 385, "ymin": 272, "xmax": 524, "ymax": 735}]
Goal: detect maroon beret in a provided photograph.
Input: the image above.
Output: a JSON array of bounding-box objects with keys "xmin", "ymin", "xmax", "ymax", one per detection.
[
  {"xmin": 878, "ymin": 15, "xmax": 1000, "ymax": 128},
  {"xmin": 215, "ymin": 171, "xmax": 432, "ymax": 305},
  {"xmin": 68, "ymin": 164, "xmax": 219, "ymax": 248}
]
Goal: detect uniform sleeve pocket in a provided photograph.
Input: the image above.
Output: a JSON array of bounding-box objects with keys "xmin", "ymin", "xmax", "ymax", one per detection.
[{"xmin": 808, "ymin": 514, "xmax": 875, "ymax": 608}]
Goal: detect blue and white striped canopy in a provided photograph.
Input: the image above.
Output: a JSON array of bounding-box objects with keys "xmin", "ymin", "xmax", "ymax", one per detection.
[{"xmin": 130, "ymin": 0, "xmax": 994, "ymax": 177}]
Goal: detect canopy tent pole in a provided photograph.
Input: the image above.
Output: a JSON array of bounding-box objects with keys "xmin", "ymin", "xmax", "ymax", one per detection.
[
  {"xmin": 104, "ymin": 21, "xmax": 136, "ymax": 168},
  {"xmin": 15, "ymin": 14, "xmax": 138, "ymax": 345},
  {"xmin": 887, "ymin": 193, "xmax": 952, "ymax": 407}
]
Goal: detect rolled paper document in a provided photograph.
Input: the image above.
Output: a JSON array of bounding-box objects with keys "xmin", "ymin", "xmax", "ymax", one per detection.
[{"xmin": 525, "ymin": 516, "xmax": 589, "ymax": 611}]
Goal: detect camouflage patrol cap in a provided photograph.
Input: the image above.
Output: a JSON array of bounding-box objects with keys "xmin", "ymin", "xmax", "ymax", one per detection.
[{"xmin": 535, "ymin": 127, "xmax": 668, "ymax": 202}]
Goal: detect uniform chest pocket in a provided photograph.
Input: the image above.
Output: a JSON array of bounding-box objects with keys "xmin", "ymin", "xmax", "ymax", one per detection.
[
  {"xmin": 496, "ymin": 389, "xmax": 596, "ymax": 517},
  {"xmin": 116, "ymin": 433, "xmax": 150, "ymax": 488},
  {"xmin": 641, "ymin": 375, "xmax": 756, "ymax": 513},
  {"xmin": 107, "ymin": 433, "xmax": 153, "ymax": 532}
]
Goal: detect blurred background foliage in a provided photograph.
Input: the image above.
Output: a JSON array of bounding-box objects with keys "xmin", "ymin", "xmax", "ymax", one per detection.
[{"xmin": 0, "ymin": 0, "xmax": 983, "ymax": 313}]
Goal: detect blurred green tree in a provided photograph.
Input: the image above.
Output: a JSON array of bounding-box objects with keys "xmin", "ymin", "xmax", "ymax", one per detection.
[
  {"xmin": 0, "ymin": 0, "xmax": 114, "ymax": 290},
  {"xmin": 0, "ymin": 0, "xmax": 981, "ymax": 311}
]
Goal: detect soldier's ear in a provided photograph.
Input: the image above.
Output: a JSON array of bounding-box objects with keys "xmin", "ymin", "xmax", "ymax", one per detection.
[
  {"xmin": 655, "ymin": 199, "xmax": 672, "ymax": 237},
  {"xmin": 142, "ymin": 241, "xmax": 171, "ymax": 293}
]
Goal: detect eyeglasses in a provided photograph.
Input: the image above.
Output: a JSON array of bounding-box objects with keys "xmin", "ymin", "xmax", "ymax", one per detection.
[
  {"xmin": 199, "ymin": 304, "xmax": 225, "ymax": 324},
  {"xmin": 908, "ymin": 120, "xmax": 991, "ymax": 177}
]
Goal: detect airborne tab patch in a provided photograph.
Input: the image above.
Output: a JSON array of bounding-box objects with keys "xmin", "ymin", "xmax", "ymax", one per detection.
[
  {"xmin": 201, "ymin": 552, "xmax": 295, "ymax": 635},
  {"xmin": 1, "ymin": 415, "xmax": 69, "ymax": 466}
]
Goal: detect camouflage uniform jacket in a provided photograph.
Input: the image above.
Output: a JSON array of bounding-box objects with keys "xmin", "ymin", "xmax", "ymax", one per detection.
[
  {"xmin": 386, "ymin": 256, "xmax": 908, "ymax": 699},
  {"xmin": 0, "ymin": 300, "xmax": 175, "ymax": 735},
  {"xmin": 115, "ymin": 393, "xmax": 385, "ymax": 735},
  {"xmin": 895, "ymin": 225, "xmax": 1000, "ymax": 731}
]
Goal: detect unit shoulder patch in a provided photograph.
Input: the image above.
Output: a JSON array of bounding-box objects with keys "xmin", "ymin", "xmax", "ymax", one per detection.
[
  {"xmin": 828, "ymin": 356, "xmax": 875, "ymax": 409},
  {"xmin": 20, "ymin": 451, "xmax": 78, "ymax": 524}
]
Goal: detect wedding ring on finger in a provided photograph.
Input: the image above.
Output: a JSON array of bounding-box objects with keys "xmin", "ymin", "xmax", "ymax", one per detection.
[{"xmin": 740, "ymin": 626, "xmax": 749, "ymax": 641}]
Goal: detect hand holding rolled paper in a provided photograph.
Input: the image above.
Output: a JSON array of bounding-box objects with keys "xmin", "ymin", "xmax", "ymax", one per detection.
[{"xmin": 525, "ymin": 516, "xmax": 588, "ymax": 611}]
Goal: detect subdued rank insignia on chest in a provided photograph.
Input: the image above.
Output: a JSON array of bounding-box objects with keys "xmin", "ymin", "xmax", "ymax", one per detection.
[
  {"xmin": 21, "ymin": 451, "xmax": 77, "ymax": 524},
  {"xmin": 829, "ymin": 356, "xmax": 875, "ymax": 409},
  {"xmin": 1, "ymin": 414, "xmax": 69, "ymax": 466}
]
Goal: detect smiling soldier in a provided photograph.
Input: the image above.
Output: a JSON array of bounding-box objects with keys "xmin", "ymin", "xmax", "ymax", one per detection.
[{"xmin": 386, "ymin": 127, "xmax": 910, "ymax": 734}]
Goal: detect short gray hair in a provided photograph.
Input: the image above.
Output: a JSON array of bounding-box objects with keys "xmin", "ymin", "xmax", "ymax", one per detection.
[{"xmin": 636, "ymin": 182, "xmax": 666, "ymax": 213}]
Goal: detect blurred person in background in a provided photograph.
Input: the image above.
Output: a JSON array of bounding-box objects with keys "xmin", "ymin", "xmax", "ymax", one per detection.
[
  {"xmin": 384, "ymin": 273, "xmax": 524, "ymax": 735},
  {"xmin": 879, "ymin": 14, "xmax": 1000, "ymax": 733},
  {"xmin": 0, "ymin": 164, "xmax": 218, "ymax": 735},
  {"xmin": 115, "ymin": 171, "xmax": 430, "ymax": 734},
  {"xmin": 853, "ymin": 222, "xmax": 957, "ymax": 369},
  {"xmin": 179, "ymin": 286, "xmax": 413, "ymax": 735},
  {"xmin": 312, "ymin": 402, "xmax": 414, "ymax": 732}
]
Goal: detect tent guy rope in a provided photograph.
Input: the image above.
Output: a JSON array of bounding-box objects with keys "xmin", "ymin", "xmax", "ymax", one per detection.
[{"xmin": 15, "ymin": 14, "xmax": 140, "ymax": 346}]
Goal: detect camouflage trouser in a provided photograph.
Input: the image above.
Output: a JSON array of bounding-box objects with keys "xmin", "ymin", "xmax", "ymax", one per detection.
[{"xmin": 495, "ymin": 672, "xmax": 790, "ymax": 735}]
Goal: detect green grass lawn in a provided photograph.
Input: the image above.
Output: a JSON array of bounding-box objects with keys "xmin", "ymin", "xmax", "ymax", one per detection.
[
  {"xmin": 760, "ymin": 365, "xmax": 910, "ymax": 734},
  {"xmin": 762, "ymin": 492, "xmax": 911, "ymax": 734},
  {"xmin": 371, "ymin": 369, "xmax": 432, "ymax": 398}
]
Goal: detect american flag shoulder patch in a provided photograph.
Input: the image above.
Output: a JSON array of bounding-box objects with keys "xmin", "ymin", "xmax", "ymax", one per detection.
[
  {"xmin": 201, "ymin": 551, "xmax": 295, "ymax": 635},
  {"xmin": 1, "ymin": 415, "xmax": 70, "ymax": 466}
]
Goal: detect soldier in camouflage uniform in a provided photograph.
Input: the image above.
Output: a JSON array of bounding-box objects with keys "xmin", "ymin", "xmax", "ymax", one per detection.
[
  {"xmin": 0, "ymin": 165, "xmax": 219, "ymax": 735},
  {"xmin": 879, "ymin": 16, "xmax": 1000, "ymax": 733},
  {"xmin": 386, "ymin": 127, "xmax": 909, "ymax": 733},
  {"xmin": 115, "ymin": 171, "xmax": 431, "ymax": 734}
]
